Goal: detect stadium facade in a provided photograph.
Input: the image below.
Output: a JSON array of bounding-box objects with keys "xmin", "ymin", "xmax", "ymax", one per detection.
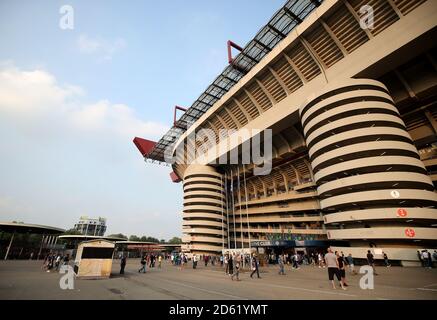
[{"xmin": 134, "ymin": 0, "xmax": 437, "ymax": 264}]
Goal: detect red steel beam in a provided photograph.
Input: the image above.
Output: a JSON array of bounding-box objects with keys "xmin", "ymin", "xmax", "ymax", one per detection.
[
  {"xmin": 133, "ymin": 137, "xmax": 157, "ymax": 156},
  {"xmin": 173, "ymin": 105, "xmax": 188, "ymax": 127},
  {"xmin": 170, "ymin": 171, "xmax": 181, "ymax": 183},
  {"xmin": 227, "ymin": 40, "xmax": 244, "ymax": 64}
]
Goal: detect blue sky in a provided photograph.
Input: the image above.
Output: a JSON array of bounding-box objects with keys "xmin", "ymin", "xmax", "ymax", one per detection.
[{"xmin": 0, "ymin": 0, "xmax": 285, "ymax": 239}]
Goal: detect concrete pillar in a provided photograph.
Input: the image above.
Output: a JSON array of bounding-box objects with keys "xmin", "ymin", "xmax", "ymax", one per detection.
[
  {"xmin": 299, "ymin": 78, "xmax": 437, "ymax": 250},
  {"xmin": 4, "ymin": 232, "xmax": 15, "ymax": 260},
  {"xmin": 182, "ymin": 164, "xmax": 226, "ymax": 255}
]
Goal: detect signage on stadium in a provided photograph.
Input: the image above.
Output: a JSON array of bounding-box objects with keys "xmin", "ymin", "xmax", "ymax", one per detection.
[{"xmin": 250, "ymin": 240, "xmax": 328, "ymax": 247}]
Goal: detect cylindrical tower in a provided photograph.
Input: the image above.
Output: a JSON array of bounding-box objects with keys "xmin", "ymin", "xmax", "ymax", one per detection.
[
  {"xmin": 299, "ymin": 79, "xmax": 437, "ymax": 256},
  {"xmin": 182, "ymin": 165, "xmax": 227, "ymax": 255}
]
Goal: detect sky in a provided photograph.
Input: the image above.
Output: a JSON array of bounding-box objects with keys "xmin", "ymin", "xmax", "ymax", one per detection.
[{"xmin": 0, "ymin": 0, "xmax": 285, "ymax": 240}]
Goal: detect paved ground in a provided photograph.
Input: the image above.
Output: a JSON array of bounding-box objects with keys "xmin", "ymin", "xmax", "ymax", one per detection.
[{"xmin": 0, "ymin": 259, "xmax": 437, "ymax": 300}]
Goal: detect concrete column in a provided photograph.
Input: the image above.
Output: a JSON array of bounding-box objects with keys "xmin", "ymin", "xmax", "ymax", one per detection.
[
  {"xmin": 37, "ymin": 234, "xmax": 46, "ymax": 260},
  {"xmin": 182, "ymin": 164, "xmax": 226, "ymax": 255},
  {"xmin": 299, "ymin": 78, "xmax": 437, "ymax": 250},
  {"xmin": 4, "ymin": 232, "xmax": 15, "ymax": 260}
]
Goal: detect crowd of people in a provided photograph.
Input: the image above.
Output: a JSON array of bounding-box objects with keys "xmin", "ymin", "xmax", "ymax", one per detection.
[
  {"xmin": 43, "ymin": 246, "xmax": 436, "ymax": 291},
  {"xmin": 418, "ymin": 249, "xmax": 436, "ymax": 268},
  {"xmin": 221, "ymin": 252, "xmax": 261, "ymax": 281},
  {"xmin": 42, "ymin": 252, "xmax": 70, "ymax": 272},
  {"xmin": 137, "ymin": 253, "xmax": 163, "ymax": 273}
]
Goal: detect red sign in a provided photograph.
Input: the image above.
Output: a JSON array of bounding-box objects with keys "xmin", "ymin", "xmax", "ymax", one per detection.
[
  {"xmin": 405, "ymin": 228, "xmax": 415, "ymax": 238},
  {"xmin": 397, "ymin": 208, "xmax": 408, "ymax": 217}
]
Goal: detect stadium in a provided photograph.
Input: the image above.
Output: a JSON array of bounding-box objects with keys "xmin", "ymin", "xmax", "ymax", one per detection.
[{"xmin": 134, "ymin": 0, "xmax": 437, "ymax": 265}]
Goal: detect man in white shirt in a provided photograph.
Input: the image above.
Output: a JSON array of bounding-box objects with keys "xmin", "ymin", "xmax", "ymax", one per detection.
[{"xmin": 325, "ymin": 248, "xmax": 345, "ymax": 290}]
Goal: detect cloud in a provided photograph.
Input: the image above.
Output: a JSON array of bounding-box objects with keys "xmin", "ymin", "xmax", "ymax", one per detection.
[
  {"xmin": 0, "ymin": 63, "xmax": 167, "ymax": 139},
  {"xmin": 77, "ymin": 34, "xmax": 126, "ymax": 61},
  {"xmin": 0, "ymin": 62, "xmax": 180, "ymax": 237}
]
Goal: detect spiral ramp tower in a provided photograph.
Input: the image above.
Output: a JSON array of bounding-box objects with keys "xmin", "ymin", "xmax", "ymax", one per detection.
[
  {"xmin": 181, "ymin": 165, "xmax": 227, "ymax": 254},
  {"xmin": 299, "ymin": 79, "xmax": 437, "ymax": 263}
]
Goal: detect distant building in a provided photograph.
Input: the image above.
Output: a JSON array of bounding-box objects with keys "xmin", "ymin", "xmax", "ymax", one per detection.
[{"xmin": 74, "ymin": 216, "xmax": 106, "ymax": 236}]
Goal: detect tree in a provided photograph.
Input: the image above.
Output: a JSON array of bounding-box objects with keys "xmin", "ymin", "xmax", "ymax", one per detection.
[
  {"xmin": 168, "ymin": 237, "xmax": 182, "ymax": 244},
  {"xmin": 129, "ymin": 235, "xmax": 141, "ymax": 241},
  {"xmin": 139, "ymin": 236, "xmax": 159, "ymax": 243},
  {"xmin": 63, "ymin": 228, "xmax": 82, "ymax": 235},
  {"xmin": 108, "ymin": 233, "xmax": 128, "ymax": 240},
  {"xmin": 160, "ymin": 239, "xmax": 166, "ymax": 243}
]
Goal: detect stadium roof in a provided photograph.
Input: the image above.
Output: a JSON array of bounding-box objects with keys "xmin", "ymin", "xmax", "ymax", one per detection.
[
  {"xmin": 0, "ymin": 222, "xmax": 65, "ymax": 235},
  {"xmin": 58, "ymin": 235, "xmax": 128, "ymax": 242},
  {"xmin": 142, "ymin": 0, "xmax": 323, "ymax": 163}
]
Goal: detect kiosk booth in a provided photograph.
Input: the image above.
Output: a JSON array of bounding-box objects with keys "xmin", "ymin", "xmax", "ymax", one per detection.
[{"xmin": 74, "ymin": 239, "xmax": 115, "ymax": 279}]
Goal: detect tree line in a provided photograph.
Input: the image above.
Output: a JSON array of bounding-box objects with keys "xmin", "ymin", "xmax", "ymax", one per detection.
[{"xmin": 62, "ymin": 229, "xmax": 181, "ymax": 244}]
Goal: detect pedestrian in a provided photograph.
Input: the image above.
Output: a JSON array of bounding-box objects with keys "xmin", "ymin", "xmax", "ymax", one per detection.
[
  {"xmin": 433, "ymin": 250, "xmax": 437, "ymax": 268},
  {"xmin": 292, "ymin": 252, "xmax": 299, "ymax": 269},
  {"xmin": 55, "ymin": 254, "xmax": 61, "ymax": 271},
  {"xmin": 346, "ymin": 253, "xmax": 357, "ymax": 275},
  {"xmin": 220, "ymin": 255, "xmax": 224, "ymax": 267},
  {"xmin": 336, "ymin": 251, "xmax": 348, "ymax": 287},
  {"xmin": 367, "ymin": 250, "xmax": 378, "ymax": 275},
  {"xmin": 228, "ymin": 254, "xmax": 234, "ymax": 277},
  {"xmin": 150, "ymin": 254, "xmax": 155, "ymax": 268},
  {"xmin": 193, "ymin": 254, "xmax": 198, "ymax": 269},
  {"xmin": 250, "ymin": 254, "xmax": 261, "ymax": 279},
  {"xmin": 179, "ymin": 254, "xmax": 186, "ymax": 270},
  {"xmin": 138, "ymin": 255, "xmax": 146, "ymax": 273},
  {"xmin": 120, "ymin": 255, "xmax": 126, "ymax": 274},
  {"xmin": 383, "ymin": 252, "xmax": 391, "ymax": 267},
  {"xmin": 422, "ymin": 250, "xmax": 432, "ymax": 269},
  {"xmin": 158, "ymin": 255, "xmax": 162, "ymax": 269},
  {"xmin": 46, "ymin": 254, "xmax": 54, "ymax": 272},
  {"xmin": 318, "ymin": 252, "xmax": 325, "ymax": 268},
  {"xmin": 231, "ymin": 256, "xmax": 241, "ymax": 281},
  {"xmin": 63, "ymin": 254, "xmax": 70, "ymax": 267},
  {"xmin": 224, "ymin": 254, "xmax": 229, "ymax": 274},
  {"xmin": 325, "ymin": 248, "xmax": 346, "ymax": 290},
  {"xmin": 417, "ymin": 250, "xmax": 424, "ymax": 267},
  {"xmin": 278, "ymin": 254, "xmax": 286, "ymax": 275}
]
